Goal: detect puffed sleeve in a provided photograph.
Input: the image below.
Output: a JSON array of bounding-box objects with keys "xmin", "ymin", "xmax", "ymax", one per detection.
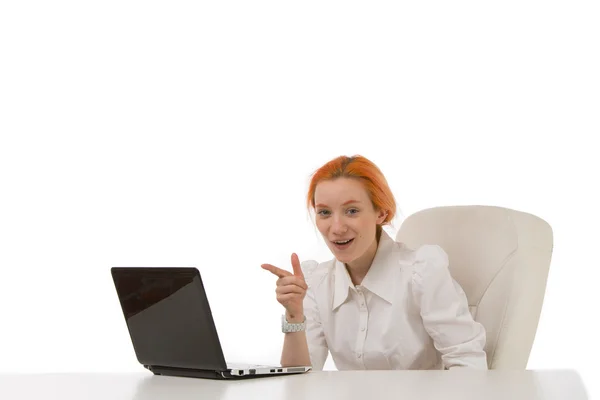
[
  {"xmin": 301, "ymin": 260, "xmax": 329, "ymax": 371},
  {"xmin": 411, "ymin": 245, "xmax": 488, "ymax": 369}
]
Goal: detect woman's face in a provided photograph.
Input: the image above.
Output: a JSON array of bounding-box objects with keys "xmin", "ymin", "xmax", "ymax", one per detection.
[{"xmin": 314, "ymin": 178, "xmax": 387, "ymax": 264}]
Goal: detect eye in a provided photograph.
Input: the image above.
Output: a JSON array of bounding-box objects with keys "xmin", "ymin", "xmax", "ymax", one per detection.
[
  {"xmin": 347, "ymin": 208, "xmax": 359, "ymax": 215},
  {"xmin": 317, "ymin": 209, "xmax": 331, "ymax": 216}
]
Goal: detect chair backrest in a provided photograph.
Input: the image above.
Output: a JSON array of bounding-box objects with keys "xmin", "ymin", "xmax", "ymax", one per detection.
[{"xmin": 395, "ymin": 205, "xmax": 553, "ymax": 369}]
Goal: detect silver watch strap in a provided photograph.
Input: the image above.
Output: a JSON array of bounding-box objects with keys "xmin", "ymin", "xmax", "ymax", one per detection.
[{"xmin": 281, "ymin": 314, "xmax": 306, "ymax": 333}]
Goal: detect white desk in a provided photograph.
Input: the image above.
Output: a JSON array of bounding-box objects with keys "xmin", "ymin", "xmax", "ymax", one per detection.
[{"xmin": 0, "ymin": 370, "xmax": 589, "ymax": 400}]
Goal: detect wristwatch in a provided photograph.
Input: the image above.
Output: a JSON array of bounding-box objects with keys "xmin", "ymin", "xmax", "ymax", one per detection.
[{"xmin": 281, "ymin": 314, "xmax": 306, "ymax": 333}]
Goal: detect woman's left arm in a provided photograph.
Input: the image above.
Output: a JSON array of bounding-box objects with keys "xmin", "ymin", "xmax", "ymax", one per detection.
[{"xmin": 411, "ymin": 245, "xmax": 488, "ymax": 370}]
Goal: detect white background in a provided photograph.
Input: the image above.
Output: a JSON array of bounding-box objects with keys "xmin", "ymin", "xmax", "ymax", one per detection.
[{"xmin": 1, "ymin": 0, "xmax": 598, "ymax": 398}]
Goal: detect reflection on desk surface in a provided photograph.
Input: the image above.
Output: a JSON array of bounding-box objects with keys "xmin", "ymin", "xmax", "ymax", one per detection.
[{"xmin": 131, "ymin": 369, "xmax": 589, "ymax": 400}]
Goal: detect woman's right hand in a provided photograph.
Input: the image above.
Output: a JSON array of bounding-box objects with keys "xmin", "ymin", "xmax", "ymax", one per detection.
[{"xmin": 261, "ymin": 253, "xmax": 307, "ymax": 321}]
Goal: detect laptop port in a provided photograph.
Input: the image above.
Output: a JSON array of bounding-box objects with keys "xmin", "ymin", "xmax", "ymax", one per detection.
[
  {"xmin": 249, "ymin": 369, "xmax": 256, "ymax": 375},
  {"xmin": 238, "ymin": 371, "xmax": 243, "ymax": 376},
  {"xmin": 277, "ymin": 369, "xmax": 283, "ymax": 372},
  {"xmin": 270, "ymin": 369, "xmax": 275, "ymax": 373}
]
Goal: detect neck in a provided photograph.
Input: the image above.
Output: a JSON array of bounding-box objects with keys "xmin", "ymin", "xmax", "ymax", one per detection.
[{"xmin": 345, "ymin": 230, "xmax": 381, "ymax": 285}]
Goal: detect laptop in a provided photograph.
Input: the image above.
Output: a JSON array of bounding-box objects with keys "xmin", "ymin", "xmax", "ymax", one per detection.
[{"xmin": 111, "ymin": 266, "xmax": 311, "ymax": 379}]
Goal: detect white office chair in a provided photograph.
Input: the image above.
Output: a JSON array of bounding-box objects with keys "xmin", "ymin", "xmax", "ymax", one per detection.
[{"xmin": 395, "ymin": 205, "xmax": 553, "ymax": 369}]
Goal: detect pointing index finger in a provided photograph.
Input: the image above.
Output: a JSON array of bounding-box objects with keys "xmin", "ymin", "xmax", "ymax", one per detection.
[{"xmin": 261, "ymin": 264, "xmax": 292, "ymax": 279}]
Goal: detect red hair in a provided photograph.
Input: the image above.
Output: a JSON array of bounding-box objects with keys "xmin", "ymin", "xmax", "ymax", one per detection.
[{"xmin": 306, "ymin": 155, "xmax": 396, "ymax": 229}]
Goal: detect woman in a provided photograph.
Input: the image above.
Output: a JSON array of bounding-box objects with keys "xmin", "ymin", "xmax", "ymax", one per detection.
[{"xmin": 262, "ymin": 155, "xmax": 487, "ymax": 371}]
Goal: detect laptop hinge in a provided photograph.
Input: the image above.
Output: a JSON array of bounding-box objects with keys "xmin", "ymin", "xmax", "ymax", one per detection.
[{"xmin": 146, "ymin": 364, "xmax": 226, "ymax": 379}]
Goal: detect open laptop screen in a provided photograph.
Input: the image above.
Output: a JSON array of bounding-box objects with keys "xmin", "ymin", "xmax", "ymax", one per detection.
[{"xmin": 111, "ymin": 267, "xmax": 227, "ymax": 371}]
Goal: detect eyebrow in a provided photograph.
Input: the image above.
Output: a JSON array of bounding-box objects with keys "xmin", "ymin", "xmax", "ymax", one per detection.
[{"xmin": 315, "ymin": 200, "xmax": 362, "ymax": 208}]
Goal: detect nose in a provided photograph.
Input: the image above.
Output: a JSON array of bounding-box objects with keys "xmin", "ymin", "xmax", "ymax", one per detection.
[{"xmin": 331, "ymin": 215, "xmax": 347, "ymax": 235}]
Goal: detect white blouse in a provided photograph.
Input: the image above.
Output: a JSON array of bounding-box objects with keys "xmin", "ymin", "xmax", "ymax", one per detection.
[{"xmin": 300, "ymin": 231, "xmax": 488, "ymax": 371}]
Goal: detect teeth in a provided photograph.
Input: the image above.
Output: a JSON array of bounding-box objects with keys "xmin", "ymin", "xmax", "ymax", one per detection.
[{"xmin": 335, "ymin": 239, "xmax": 352, "ymax": 244}]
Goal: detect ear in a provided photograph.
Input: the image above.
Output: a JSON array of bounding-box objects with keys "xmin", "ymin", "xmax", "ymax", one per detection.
[{"xmin": 376, "ymin": 209, "xmax": 388, "ymax": 225}]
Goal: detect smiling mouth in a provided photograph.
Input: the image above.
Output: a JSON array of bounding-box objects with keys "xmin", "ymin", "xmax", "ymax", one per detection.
[{"xmin": 333, "ymin": 238, "xmax": 354, "ymax": 245}]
